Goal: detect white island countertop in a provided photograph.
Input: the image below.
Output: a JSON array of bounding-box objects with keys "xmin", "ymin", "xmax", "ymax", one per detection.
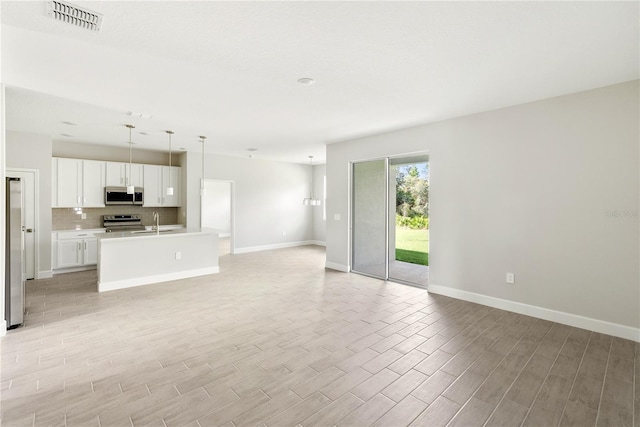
[
  {"xmin": 97, "ymin": 228, "xmax": 219, "ymax": 292},
  {"xmin": 97, "ymin": 227, "xmax": 216, "ymax": 241}
]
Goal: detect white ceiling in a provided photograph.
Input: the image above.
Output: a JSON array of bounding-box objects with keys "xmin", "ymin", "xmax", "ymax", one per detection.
[{"xmin": 2, "ymin": 1, "xmax": 638, "ymax": 163}]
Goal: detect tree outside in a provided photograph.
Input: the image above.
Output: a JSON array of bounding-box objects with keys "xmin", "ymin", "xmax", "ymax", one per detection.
[{"xmin": 395, "ymin": 163, "xmax": 429, "ymax": 266}]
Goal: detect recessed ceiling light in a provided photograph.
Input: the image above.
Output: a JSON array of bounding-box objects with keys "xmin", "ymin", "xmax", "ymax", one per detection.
[
  {"xmin": 61, "ymin": 121, "xmax": 78, "ymax": 126},
  {"xmin": 60, "ymin": 133, "xmax": 73, "ymax": 137},
  {"xmin": 247, "ymin": 148, "xmax": 258, "ymax": 152},
  {"xmin": 297, "ymin": 78, "xmax": 315, "ymax": 86},
  {"xmin": 126, "ymin": 111, "xmax": 153, "ymax": 119},
  {"xmin": 179, "ymin": 147, "xmax": 186, "ymax": 151},
  {"xmin": 139, "ymin": 131, "xmax": 149, "ymax": 136}
]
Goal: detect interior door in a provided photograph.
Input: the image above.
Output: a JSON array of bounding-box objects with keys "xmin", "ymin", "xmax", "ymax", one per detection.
[
  {"xmin": 201, "ymin": 180, "xmax": 234, "ymax": 255},
  {"xmin": 6, "ymin": 169, "xmax": 36, "ymax": 280},
  {"xmin": 351, "ymin": 160, "xmax": 387, "ymax": 279}
]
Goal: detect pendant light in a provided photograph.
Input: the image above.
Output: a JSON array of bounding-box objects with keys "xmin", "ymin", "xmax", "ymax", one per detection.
[
  {"xmin": 200, "ymin": 135, "xmax": 207, "ymax": 196},
  {"xmin": 303, "ymin": 156, "xmax": 321, "ymax": 206},
  {"xmin": 166, "ymin": 130, "xmax": 174, "ymax": 196},
  {"xmin": 125, "ymin": 124, "xmax": 135, "ymax": 194}
]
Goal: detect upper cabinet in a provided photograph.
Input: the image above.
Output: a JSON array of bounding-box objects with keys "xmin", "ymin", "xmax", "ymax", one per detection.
[
  {"xmin": 143, "ymin": 165, "xmax": 181, "ymax": 207},
  {"xmin": 105, "ymin": 162, "xmax": 143, "ymax": 187},
  {"xmin": 52, "ymin": 157, "xmax": 181, "ymax": 208},
  {"xmin": 52, "ymin": 158, "xmax": 105, "ymax": 208}
]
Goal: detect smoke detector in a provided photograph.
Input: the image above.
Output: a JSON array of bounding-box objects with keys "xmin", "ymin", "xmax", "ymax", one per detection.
[{"xmin": 47, "ymin": 1, "xmax": 103, "ymax": 31}]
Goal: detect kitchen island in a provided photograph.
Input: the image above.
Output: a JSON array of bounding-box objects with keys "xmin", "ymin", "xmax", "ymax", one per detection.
[{"xmin": 96, "ymin": 228, "xmax": 219, "ymax": 292}]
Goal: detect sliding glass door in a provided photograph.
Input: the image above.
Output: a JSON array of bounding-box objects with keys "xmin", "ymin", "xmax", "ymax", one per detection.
[
  {"xmin": 351, "ymin": 160, "xmax": 387, "ymax": 279},
  {"xmin": 388, "ymin": 156, "xmax": 429, "ymax": 287},
  {"xmin": 351, "ymin": 155, "xmax": 429, "ymax": 288}
]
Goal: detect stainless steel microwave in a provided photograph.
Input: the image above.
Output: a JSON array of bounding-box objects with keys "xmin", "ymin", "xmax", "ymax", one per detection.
[{"xmin": 105, "ymin": 187, "xmax": 143, "ymax": 205}]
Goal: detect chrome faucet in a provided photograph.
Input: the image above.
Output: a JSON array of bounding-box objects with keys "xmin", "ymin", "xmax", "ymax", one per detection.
[{"xmin": 152, "ymin": 211, "xmax": 159, "ymax": 235}]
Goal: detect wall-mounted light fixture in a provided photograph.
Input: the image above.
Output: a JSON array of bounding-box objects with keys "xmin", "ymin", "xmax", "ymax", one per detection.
[{"xmin": 303, "ymin": 156, "xmax": 321, "ymax": 206}]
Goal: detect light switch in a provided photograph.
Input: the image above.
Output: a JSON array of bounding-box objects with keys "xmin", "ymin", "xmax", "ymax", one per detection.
[{"xmin": 334, "ymin": 214, "xmax": 341, "ymax": 221}]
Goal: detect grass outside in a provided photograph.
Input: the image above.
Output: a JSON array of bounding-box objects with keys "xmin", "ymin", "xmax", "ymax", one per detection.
[{"xmin": 395, "ymin": 227, "xmax": 429, "ymax": 266}]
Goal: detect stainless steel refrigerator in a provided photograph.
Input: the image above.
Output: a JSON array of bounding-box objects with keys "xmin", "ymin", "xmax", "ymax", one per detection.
[{"xmin": 5, "ymin": 177, "xmax": 24, "ymax": 329}]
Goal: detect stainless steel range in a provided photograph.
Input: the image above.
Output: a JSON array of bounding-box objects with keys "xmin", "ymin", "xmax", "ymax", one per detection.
[{"xmin": 103, "ymin": 214, "xmax": 145, "ymax": 232}]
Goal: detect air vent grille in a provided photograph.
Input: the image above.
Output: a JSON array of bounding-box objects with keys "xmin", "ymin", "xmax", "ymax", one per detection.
[{"xmin": 47, "ymin": 1, "xmax": 103, "ymax": 31}]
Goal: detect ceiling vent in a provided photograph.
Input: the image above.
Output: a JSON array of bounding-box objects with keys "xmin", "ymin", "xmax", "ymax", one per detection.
[{"xmin": 47, "ymin": 1, "xmax": 103, "ymax": 31}]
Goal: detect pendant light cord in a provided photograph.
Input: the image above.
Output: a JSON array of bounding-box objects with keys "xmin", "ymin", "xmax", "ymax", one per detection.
[
  {"xmin": 125, "ymin": 124, "xmax": 135, "ymax": 188},
  {"xmin": 128, "ymin": 126, "xmax": 132, "ymax": 184},
  {"xmin": 166, "ymin": 130, "xmax": 174, "ymax": 190}
]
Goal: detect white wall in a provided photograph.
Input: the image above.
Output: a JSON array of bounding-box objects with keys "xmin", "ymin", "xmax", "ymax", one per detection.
[
  {"xmin": 312, "ymin": 164, "xmax": 327, "ymax": 244},
  {"xmin": 5, "ymin": 130, "xmax": 52, "ymax": 277},
  {"xmin": 326, "ymin": 81, "xmax": 640, "ymax": 339},
  {"xmin": 184, "ymin": 152, "xmax": 314, "ymax": 251}
]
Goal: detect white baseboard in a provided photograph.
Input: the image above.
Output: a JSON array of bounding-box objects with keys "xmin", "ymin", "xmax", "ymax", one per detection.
[
  {"xmin": 98, "ymin": 266, "xmax": 219, "ymax": 292},
  {"xmin": 428, "ymin": 284, "xmax": 640, "ymax": 343},
  {"xmin": 53, "ymin": 266, "xmax": 96, "ymax": 275},
  {"xmin": 38, "ymin": 270, "xmax": 53, "ymax": 279},
  {"xmin": 310, "ymin": 240, "xmax": 326, "ymax": 247},
  {"xmin": 0, "ymin": 320, "xmax": 6, "ymax": 336},
  {"xmin": 325, "ymin": 261, "xmax": 349, "ymax": 272},
  {"xmin": 234, "ymin": 241, "xmax": 318, "ymax": 254}
]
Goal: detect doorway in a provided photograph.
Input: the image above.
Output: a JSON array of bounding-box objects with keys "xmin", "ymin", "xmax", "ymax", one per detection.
[
  {"xmin": 6, "ymin": 168, "xmax": 38, "ymax": 280},
  {"xmin": 201, "ymin": 179, "xmax": 234, "ymax": 255},
  {"xmin": 351, "ymin": 154, "xmax": 429, "ymax": 288}
]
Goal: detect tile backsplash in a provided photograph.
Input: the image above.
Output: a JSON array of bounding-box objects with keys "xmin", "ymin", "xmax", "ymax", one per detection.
[{"xmin": 53, "ymin": 206, "xmax": 180, "ymax": 230}]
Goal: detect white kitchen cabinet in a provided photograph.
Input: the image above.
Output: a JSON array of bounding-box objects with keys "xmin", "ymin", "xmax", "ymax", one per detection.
[
  {"xmin": 53, "ymin": 158, "xmax": 81, "ymax": 207},
  {"xmin": 106, "ymin": 162, "xmax": 144, "ymax": 187},
  {"xmin": 143, "ymin": 164, "xmax": 162, "ymax": 207},
  {"xmin": 84, "ymin": 238, "xmax": 98, "ymax": 264},
  {"xmin": 143, "ymin": 165, "xmax": 181, "ymax": 207},
  {"xmin": 83, "ymin": 160, "xmax": 106, "ymax": 206},
  {"xmin": 57, "ymin": 239, "xmax": 82, "ymax": 268},
  {"xmin": 54, "ymin": 230, "xmax": 104, "ymax": 269},
  {"xmin": 52, "ymin": 158, "xmax": 106, "ymax": 207},
  {"xmin": 58, "ymin": 238, "xmax": 97, "ymax": 267}
]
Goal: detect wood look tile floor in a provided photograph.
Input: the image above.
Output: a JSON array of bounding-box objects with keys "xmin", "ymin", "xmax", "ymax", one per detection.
[{"xmin": 1, "ymin": 245, "xmax": 638, "ymax": 427}]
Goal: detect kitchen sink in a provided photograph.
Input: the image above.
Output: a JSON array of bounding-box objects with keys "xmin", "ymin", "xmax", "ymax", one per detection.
[{"xmin": 130, "ymin": 229, "xmax": 176, "ymax": 234}]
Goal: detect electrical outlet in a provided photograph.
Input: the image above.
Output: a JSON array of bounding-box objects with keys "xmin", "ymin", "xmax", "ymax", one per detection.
[
  {"xmin": 334, "ymin": 214, "xmax": 341, "ymax": 221},
  {"xmin": 282, "ymin": 231, "xmax": 286, "ymax": 236},
  {"xmin": 81, "ymin": 213, "xmax": 87, "ymax": 219},
  {"xmin": 175, "ymin": 251, "xmax": 181, "ymax": 260},
  {"xmin": 506, "ymin": 272, "xmax": 515, "ymax": 284}
]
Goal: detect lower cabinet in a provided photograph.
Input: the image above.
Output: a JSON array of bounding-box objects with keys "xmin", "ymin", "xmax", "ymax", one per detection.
[{"xmin": 53, "ymin": 230, "xmax": 103, "ymax": 270}]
